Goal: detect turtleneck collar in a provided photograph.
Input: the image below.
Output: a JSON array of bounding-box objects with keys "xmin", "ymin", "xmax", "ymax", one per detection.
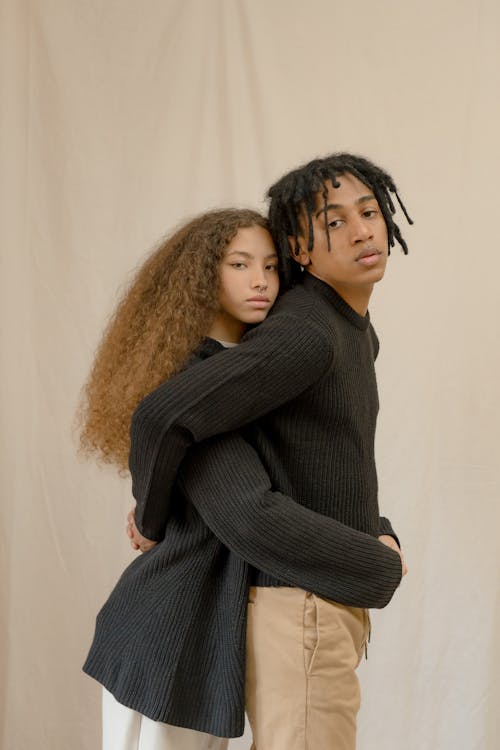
[{"xmin": 302, "ymin": 274, "xmax": 371, "ymax": 331}]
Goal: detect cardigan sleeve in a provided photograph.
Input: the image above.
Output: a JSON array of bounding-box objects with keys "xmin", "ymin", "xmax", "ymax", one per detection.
[
  {"xmin": 178, "ymin": 434, "xmax": 403, "ymax": 609},
  {"xmin": 131, "ymin": 313, "xmax": 333, "ymax": 540}
]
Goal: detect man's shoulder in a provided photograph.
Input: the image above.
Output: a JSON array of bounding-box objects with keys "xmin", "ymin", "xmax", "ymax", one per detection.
[
  {"xmin": 268, "ymin": 281, "xmax": 331, "ymax": 329},
  {"xmin": 241, "ymin": 283, "xmax": 334, "ymax": 370}
]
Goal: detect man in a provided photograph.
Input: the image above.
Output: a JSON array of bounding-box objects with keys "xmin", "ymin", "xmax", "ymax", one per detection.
[{"xmin": 129, "ymin": 153, "xmax": 412, "ymax": 748}]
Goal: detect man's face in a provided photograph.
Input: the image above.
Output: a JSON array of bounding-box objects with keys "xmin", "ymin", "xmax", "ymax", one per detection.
[{"xmin": 292, "ymin": 173, "xmax": 389, "ymax": 294}]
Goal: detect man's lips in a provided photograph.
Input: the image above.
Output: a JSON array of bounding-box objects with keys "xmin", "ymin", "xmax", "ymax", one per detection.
[
  {"xmin": 356, "ymin": 247, "xmax": 382, "ymax": 265},
  {"xmin": 356, "ymin": 247, "xmax": 381, "ymax": 261}
]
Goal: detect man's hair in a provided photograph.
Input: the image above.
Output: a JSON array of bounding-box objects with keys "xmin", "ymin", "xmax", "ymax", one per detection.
[{"xmin": 267, "ymin": 153, "xmax": 413, "ymax": 285}]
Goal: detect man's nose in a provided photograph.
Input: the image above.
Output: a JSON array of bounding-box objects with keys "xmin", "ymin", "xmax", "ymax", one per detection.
[{"xmin": 350, "ymin": 217, "xmax": 373, "ymax": 243}]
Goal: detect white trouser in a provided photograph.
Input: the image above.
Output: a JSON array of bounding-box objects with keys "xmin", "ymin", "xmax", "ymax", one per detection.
[{"xmin": 102, "ymin": 688, "xmax": 229, "ymax": 750}]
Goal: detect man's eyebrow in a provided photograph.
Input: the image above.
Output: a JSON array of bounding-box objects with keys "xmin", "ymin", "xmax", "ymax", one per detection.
[{"xmin": 315, "ymin": 194, "xmax": 376, "ymax": 219}]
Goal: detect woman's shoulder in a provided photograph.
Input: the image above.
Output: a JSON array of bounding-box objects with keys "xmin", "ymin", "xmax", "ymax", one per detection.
[{"xmin": 189, "ymin": 337, "xmax": 227, "ymax": 365}]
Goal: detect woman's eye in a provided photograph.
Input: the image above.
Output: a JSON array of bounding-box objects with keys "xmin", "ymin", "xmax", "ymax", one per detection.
[
  {"xmin": 363, "ymin": 209, "xmax": 378, "ymax": 218},
  {"xmin": 231, "ymin": 263, "xmax": 246, "ymax": 269},
  {"xmin": 328, "ymin": 219, "xmax": 343, "ymax": 229},
  {"xmin": 266, "ymin": 264, "xmax": 278, "ymax": 271}
]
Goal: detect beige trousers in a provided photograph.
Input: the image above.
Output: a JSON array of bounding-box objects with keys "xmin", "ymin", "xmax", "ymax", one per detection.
[
  {"xmin": 102, "ymin": 689, "xmax": 228, "ymax": 750},
  {"xmin": 245, "ymin": 587, "xmax": 370, "ymax": 750}
]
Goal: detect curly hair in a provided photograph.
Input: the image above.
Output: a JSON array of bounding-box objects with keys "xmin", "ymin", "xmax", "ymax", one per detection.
[
  {"xmin": 77, "ymin": 208, "xmax": 269, "ymax": 471},
  {"xmin": 267, "ymin": 153, "xmax": 413, "ymax": 285}
]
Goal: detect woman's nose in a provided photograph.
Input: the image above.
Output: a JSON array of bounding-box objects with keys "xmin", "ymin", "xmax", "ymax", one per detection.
[{"xmin": 252, "ymin": 276, "xmax": 268, "ymax": 290}]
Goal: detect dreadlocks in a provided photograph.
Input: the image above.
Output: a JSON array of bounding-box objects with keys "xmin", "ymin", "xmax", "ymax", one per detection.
[{"xmin": 267, "ymin": 153, "xmax": 413, "ymax": 285}]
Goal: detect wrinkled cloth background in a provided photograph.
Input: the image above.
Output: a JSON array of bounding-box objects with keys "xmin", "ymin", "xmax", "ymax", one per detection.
[{"xmin": 1, "ymin": 1, "xmax": 499, "ymax": 748}]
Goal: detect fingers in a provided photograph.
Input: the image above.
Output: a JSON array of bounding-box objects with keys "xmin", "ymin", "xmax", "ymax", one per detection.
[
  {"xmin": 379, "ymin": 535, "xmax": 408, "ymax": 578},
  {"xmin": 126, "ymin": 522, "xmax": 142, "ymax": 552},
  {"xmin": 125, "ymin": 505, "xmax": 157, "ymax": 553}
]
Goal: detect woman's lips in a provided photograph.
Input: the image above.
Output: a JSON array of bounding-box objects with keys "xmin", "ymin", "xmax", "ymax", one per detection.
[{"xmin": 247, "ymin": 297, "xmax": 270, "ymax": 308}]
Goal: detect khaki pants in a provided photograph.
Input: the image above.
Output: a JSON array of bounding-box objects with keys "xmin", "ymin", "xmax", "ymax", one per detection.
[{"xmin": 245, "ymin": 587, "xmax": 370, "ymax": 750}]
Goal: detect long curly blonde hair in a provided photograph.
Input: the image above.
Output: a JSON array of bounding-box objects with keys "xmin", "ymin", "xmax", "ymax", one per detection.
[{"xmin": 77, "ymin": 208, "xmax": 269, "ymax": 471}]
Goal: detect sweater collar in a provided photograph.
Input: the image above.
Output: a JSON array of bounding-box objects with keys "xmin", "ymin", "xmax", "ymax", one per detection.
[
  {"xmin": 195, "ymin": 337, "xmax": 227, "ymax": 359},
  {"xmin": 302, "ymin": 274, "xmax": 371, "ymax": 331}
]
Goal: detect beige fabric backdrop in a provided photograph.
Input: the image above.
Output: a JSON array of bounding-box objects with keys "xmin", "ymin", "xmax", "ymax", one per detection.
[{"xmin": 1, "ymin": 0, "xmax": 499, "ymax": 748}]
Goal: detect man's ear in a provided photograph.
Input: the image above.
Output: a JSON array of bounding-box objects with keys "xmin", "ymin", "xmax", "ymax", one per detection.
[{"xmin": 287, "ymin": 235, "xmax": 311, "ymax": 267}]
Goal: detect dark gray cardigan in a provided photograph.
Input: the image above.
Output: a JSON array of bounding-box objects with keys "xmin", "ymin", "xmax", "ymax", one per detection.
[{"xmin": 84, "ymin": 275, "xmax": 402, "ymax": 737}]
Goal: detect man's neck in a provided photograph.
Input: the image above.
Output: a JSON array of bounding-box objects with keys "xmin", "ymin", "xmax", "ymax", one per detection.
[{"xmin": 306, "ymin": 270, "xmax": 373, "ymax": 316}]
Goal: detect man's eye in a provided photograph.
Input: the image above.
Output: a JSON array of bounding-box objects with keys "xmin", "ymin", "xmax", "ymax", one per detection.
[
  {"xmin": 363, "ymin": 209, "xmax": 378, "ymax": 218},
  {"xmin": 328, "ymin": 219, "xmax": 343, "ymax": 229}
]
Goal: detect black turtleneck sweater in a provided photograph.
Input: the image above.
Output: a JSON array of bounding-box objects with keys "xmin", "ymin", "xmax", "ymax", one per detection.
[
  {"xmin": 84, "ymin": 275, "xmax": 403, "ymax": 737},
  {"xmin": 130, "ymin": 273, "xmax": 402, "ymax": 597}
]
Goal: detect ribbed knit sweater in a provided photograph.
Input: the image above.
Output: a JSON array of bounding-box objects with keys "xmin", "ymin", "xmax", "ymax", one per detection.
[
  {"xmin": 84, "ymin": 274, "xmax": 403, "ymax": 737},
  {"xmin": 130, "ymin": 274, "xmax": 402, "ymax": 596}
]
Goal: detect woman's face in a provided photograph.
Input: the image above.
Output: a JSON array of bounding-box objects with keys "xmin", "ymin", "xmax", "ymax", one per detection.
[{"xmin": 214, "ymin": 225, "xmax": 280, "ymax": 341}]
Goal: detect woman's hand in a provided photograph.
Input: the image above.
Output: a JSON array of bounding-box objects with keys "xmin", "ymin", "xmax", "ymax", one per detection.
[{"xmin": 126, "ymin": 508, "xmax": 158, "ymax": 553}]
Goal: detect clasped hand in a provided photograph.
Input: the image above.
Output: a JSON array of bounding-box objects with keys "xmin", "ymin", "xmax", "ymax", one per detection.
[
  {"xmin": 126, "ymin": 508, "xmax": 158, "ymax": 553},
  {"xmin": 378, "ymin": 534, "xmax": 408, "ymax": 576}
]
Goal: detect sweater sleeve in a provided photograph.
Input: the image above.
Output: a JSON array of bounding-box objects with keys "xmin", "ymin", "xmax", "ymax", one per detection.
[
  {"xmin": 378, "ymin": 516, "xmax": 401, "ymax": 549},
  {"xmin": 130, "ymin": 313, "xmax": 332, "ymax": 540},
  {"xmin": 178, "ymin": 434, "xmax": 402, "ymax": 609}
]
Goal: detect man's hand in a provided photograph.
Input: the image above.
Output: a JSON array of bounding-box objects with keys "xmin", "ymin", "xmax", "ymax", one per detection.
[
  {"xmin": 378, "ymin": 534, "xmax": 408, "ymax": 577},
  {"xmin": 126, "ymin": 508, "xmax": 158, "ymax": 553}
]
